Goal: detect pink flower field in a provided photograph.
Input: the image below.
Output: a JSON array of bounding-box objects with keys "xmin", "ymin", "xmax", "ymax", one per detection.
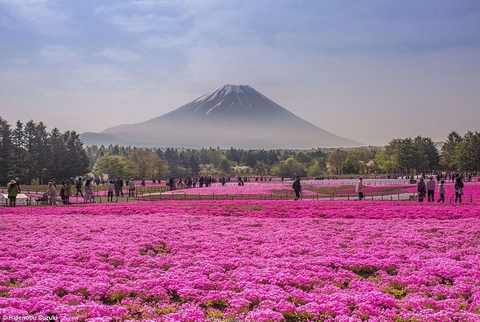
[
  {"xmin": 1, "ymin": 200, "xmax": 480, "ymax": 321},
  {"xmin": 156, "ymin": 180, "xmax": 480, "ymax": 202}
]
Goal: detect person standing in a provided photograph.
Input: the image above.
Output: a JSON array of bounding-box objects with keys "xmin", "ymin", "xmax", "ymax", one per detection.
[
  {"xmin": 107, "ymin": 180, "xmax": 114, "ymax": 202},
  {"xmin": 426, "ymin": 176, "xmax": 436, "ymax": 202},
  {"xmin": 119, "ymin": 178, "xmax": 124, "ymax": 196},
  {"xmin": 84, "ymin": 178, "xmax": 94, "ymax": 203},
  {"xmin": 355, "ymin": 176, "xmax": 365, "ymax": 200},
  {"xmin": 455, "ymin": 176, "xmax": 464, "ymax": 203},
  {"xmin": 7, "ymin": 180, "xmax": 19, "ymax": 207},
  {"xmin": 128, "ymin": 179, "xmax": 135, "ymax": 198},
  {"xmin": 292, "ymin": 175, "xmax": 302, "ymax": 200},
  {"xmin": 15, "ymin": 177, "xmax": 21, "ymax": 193},
  {"xmin": 59, "ymin": 181, "xmax": 66, "ymax": 204},
  {"xmin": 64, "ymin": 180, "xmax": 72, "ymax": 204},
  {"xmin": 417, "ymin": 177, "xmax": 426, "ymax": 202},
  {"xmin": 437, "ymin": 180, "xmax": 445, "ymax": 203},
  {"xmin": 47, "ymin": 182, "xmax": 57, "ymax": 205}
]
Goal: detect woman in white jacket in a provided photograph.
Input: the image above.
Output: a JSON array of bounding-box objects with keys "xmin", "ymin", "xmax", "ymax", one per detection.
[
  {"xmin": 355, "ymin": 177, "xmax": 365, "ymax": 200},
  {"xmin": 47, "ymin": 182, "xmax": 57, "ymax": 205}
]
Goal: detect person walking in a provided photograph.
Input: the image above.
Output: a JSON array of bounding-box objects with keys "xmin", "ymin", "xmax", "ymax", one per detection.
[
  {"xmin": 455, "ymin": 176, "xmax": 464, "ymax": 203},
  {"xmin": 355, "ymin": 176, "xmax": 365, "ymax": 200},
  {"xmin": 7, "ymin": 180, "xmax": 19, "ymax": 207},
  {"xmin": 292, "ymin": 175, "xmax": 302, "ymax": 200},
  {"xmin": 417, "ymin": 177, "xmax": 426, "ymax": 202},
  {"xmin": 75, "ymin": 177, "xmax": 84, "ymax": 197},
  {"xmin": 426, "ymin": 176, "xmax": 436, "ymax": 202},
  {"xmin": 437, "ymin": 180, "xmax": 445, "ymax": 203}
]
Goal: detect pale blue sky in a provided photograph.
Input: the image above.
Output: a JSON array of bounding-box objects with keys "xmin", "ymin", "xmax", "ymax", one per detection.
[{"xmin": 1, "ymin": 0, "xmax": 479, "ymax": 146}]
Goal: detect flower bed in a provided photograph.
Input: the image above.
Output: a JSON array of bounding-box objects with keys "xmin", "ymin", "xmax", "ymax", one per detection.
[
  {"xmin": 159, "ymin": 182, "xmax": 417, "ymax": 199},
  {"xmin": 158, "ymin": 181, "xmax": 480, "ymax": 202},
  {"xmin": 20, "ymin": 180, "xmax": 480, "ymax": 203},
  {"xmin": 1, "ymin": 201, "xmax": 480, "ymax": 321}
]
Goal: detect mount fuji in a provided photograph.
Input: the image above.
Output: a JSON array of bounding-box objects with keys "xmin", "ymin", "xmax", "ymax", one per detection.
[{"xmin": 81, "ymin": 85, "xmax": 362, "ymax": 149}]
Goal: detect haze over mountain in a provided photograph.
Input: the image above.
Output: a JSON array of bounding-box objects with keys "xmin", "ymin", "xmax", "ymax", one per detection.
[{"xmin": 81, "ymin": 85, "xmax": 362, "ymax": 149}]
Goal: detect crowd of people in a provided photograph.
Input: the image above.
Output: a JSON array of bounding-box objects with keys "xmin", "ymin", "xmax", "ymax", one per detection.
[
  {"xmin": 166, "ymin": 175, "xmax": 230, "ymax": 190},
  {"xmin": 291, "ymin": 173, "xmax": 470, "ymax": 203},
  {"xmin": 417, "ymin": 174, "xmax": 465, "ymax": 203},
  {"xmin": 3, "ymin": 171, "xmax": 476, "ymax": 206},
  {"xmin": 41, "ymin": 177, "xmax": 75, "ymax": 205}
]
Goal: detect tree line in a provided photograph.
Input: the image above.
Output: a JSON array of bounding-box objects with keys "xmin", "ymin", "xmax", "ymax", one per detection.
[
  {"xmin": 85, "ymin": 145, "xmax": 329, "ymax": 180},
  {"xmin": 0, "ymin": 117, "xmax": 89, "ymax": 185},
  {"xmin": 86, "ymin": 132, "xmax": 479, "ymax": 180},
  {"xmin": 374, "ymin": 132, "xmax": 480, "ymax": 175},
  {"xmin": 1, "ymin": 116, "xmax": 479, "ymax": 185}
]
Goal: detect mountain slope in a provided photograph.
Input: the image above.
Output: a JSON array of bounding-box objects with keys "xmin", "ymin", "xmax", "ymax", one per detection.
[{"xmin": 85, "ymin": 84, "xmax": 361, "ymax": 148}]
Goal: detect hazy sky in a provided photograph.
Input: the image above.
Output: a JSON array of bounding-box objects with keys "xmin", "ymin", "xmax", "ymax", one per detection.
[{"xmin": 1, "ymin": 1, "xmax": 479, "ymax": 146}]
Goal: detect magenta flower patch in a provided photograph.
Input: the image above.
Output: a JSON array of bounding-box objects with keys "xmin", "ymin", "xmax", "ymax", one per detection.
[{"xmin": 1, "ymin": 200, "xmax": 480, "ymax": 320}]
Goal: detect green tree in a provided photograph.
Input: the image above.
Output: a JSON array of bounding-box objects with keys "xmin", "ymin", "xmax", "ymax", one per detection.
[
  {"xmin": 384, "ymin": 138, "xmax": 415, "ymax": 174},
  {"xmin": 455, "ymin": 131, "xmax": 480, "ymax": 174},
  {"xmin": 344, "ymin": 153, "xmax": 360, "ymax": 174},
  {"xmin": 373, "ymin": 149, "xmax": 396, "ymax": 174},
  {"xmin": 64, "ymin": 131, "xmax": 89, "ymax": 176},
  {"xmin": 307, "ymin": 160, "xmax": 324, "ymax": 177},
  {"xmin": 128, "ymin": 148, "xmax": 158, "ymax": 179},
  {"xmin": 253, "ymin": 161, "xmax": 270, "ymax": 176},
  {"xmin": 188, "ymin": 154, "xmax": 200, "ymax": 176},
  {"xmin": 23, "ymin": 121, "xmax": 50, "ymax": 183},
  {"xmin": 412, "ymin": 136, "xmax": 439, "ymax": 174},
  {"xmin": 164, "ymin": 148, "xmax": 179, "ymax": 166},
  {"xmin": 421, "ymin": 137, "xmax": 440, "ymax": 172},
  {"xmin": 225, "ymin": 147, "xmax": 242, "ymax": 163},
  {"xmin": 48, "ymin": 127, "xmax": 69, "ymax": 180},
  {"xmin": 342, "ymin": 148, "xmax": 370, "ymax": 174},
  {"xmin": 411, "ymin": 136, "xmax": 428, "ymax": 174},
  {"xmin": 294, "ymin": 152, "xmax": 312, "ymax": 164},
  {"xmin": 241, "ymin": 151, "xmax": 257, "ymax": 168},
  {"xmin": 440, "ymin": 131, "xmax": 462, "ymax": 171},
  {"xmin": 92, "ymin": 155, "xmax": 133, "ymax": 179},
  {"xmin": 153, "ymin": 157, "xmax": 170, "ymax": 180},
  {"xmin": 0, "ymin": 117, "xmax": 13, "ymax": 184},
  {"xmin": 327, "ymin": 149, "xmax": 348, "ymax": 174},
  {"xmin": 219, "ymin": 158, "xmax": 232, "ymax": 175},
  {"xmin": 11, "ymin": 121, "xmax": 27, "ymax": 181},
  {"xmin": 279, "ymin": 157, "xmax": 306, "ymax": 177}
]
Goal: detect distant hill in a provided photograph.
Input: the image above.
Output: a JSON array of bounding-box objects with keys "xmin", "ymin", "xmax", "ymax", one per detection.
[
  {"xmin": 81, "ymin": 85, "xmax": 362, "ymax": 149},
  {"xmin": 80, "ymin": 132, "xmax": 131, "ymax": 147}
]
